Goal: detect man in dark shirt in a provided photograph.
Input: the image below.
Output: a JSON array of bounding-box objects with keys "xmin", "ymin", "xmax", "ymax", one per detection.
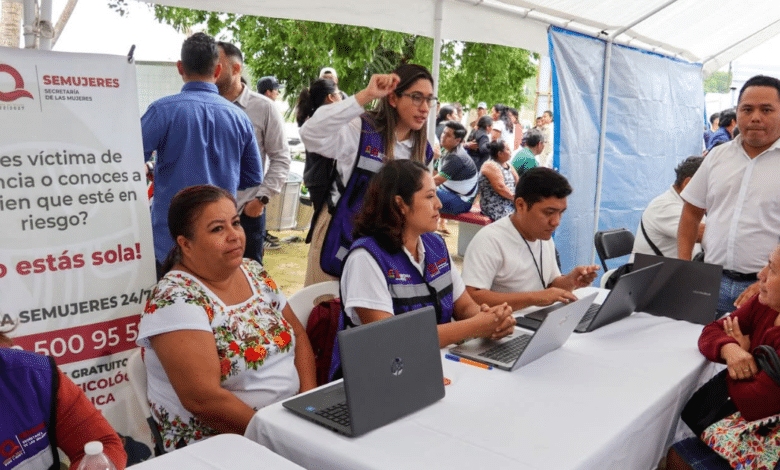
[{"xmin": 435, "ymin": 121, "xmax": 479, "ymax": 216}]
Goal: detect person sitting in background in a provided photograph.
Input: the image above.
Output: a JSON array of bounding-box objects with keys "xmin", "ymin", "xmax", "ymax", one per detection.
[
  {"xmin": 339, "ymin": 160, "xmax": 515, "ymax": 351},
  {"xmin": 479, "ymin": 139, "xmax": 519, "ymax": 221},
  {"xmin": 465, "ymin": 115, "xmax": 493, "ymax": 170},
  {"xmin": 435, "ymin": 121, "xmax": 479, "ymax": 218},
  {"xmin": 463, "ymin": 168, "xmax": 599, "ymax": 311},
  {"xmin": 296, "ymin": 78, "xmax": 342, "ymax": 248},
  {"xmin": 511, "ymin": 128, "xmax": 543, "ymax": 175},
  {"xmin": 706, "ymin": 109, "xmax": 736, "ymax": 152},
  {"xmin": 491, "ymin": 104, "xmax": 515, "ymax": 152},
  {"xmin": 138, "ymin": 185, "xmax": 316, "ymax": 452},
  {"xmin": 0, "ymin": 333, "xmax": 127, "ymax": 470},
  {"xmin": 666, "ymin": 243, "xmax": 780, "ymax": 470},
  {"xmin": 632, "ymin": 156, "xmax": 704, "ymax": 259}
]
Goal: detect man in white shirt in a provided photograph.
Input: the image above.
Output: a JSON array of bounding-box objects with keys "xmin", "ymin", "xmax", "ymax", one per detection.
[
  {"xmin": 632, "ymin": 156, "xmax": 704, "ymax": 258},
  {"xmin": 462, "ymin": 167, "xmax": 600, "ymax": 310},
  {"xmin": 216, "ymin": 41, "xmax": 291, "ymax": 259},
  {"xmin": 679, "ymin": 75, "xmax": 780, "ymax": 315}
]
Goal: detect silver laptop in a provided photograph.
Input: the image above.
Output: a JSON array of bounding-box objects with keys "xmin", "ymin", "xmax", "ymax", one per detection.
[
  {"xmin": 519, "ymin": 262, "xmax": 664, "ymax": 333},
  {"xmin": 282, "ymin": 306, "xmax": 445, "ymax": 437},
  {"xmin": 633, "ymin": 253, "xmax": 722, "ymax": 324},
  {"xmin": 448, "ymin": 292, "xmax": 597, "ymax": 371}
]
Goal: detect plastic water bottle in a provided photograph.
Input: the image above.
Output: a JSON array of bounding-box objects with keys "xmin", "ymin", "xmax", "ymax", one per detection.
[{"xmin": 75, "ymin": 441, "xmax": 117, "ymax": 470}]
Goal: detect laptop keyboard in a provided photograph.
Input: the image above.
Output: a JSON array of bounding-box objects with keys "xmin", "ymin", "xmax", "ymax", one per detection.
[
  {"xmin": 315, "ymin": 402, "xmax": 351, "ymax": 427},
  {"xmin": 479, "ymin": 333, "xmax": 532, "ymax": 362},
  {"xmin": 577, "ymin": 303, "xmax": 600, "ymax": 329}
]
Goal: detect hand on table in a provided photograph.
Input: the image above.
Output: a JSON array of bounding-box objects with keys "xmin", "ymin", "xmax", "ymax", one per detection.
[
  {"xmin": 473, "ymin": 303, "xmax": 514, "ymax": 340},
  {"xmin": 537, "ymin": 287, "xmax": 578, "ymax": 306}
]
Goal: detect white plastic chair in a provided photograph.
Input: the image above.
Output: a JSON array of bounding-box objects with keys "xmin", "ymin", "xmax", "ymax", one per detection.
[
  {"xmin": 286, "ymin": 280, "xmax": 340, "ymax": 326},
  {"xmin": 127, "ymin": 348, "xmax": 166, "ymax": 455}
]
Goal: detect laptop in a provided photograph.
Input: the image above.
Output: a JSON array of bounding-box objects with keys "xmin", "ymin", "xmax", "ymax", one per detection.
[
  {"xmin": 633, "ymin": 253, "xmax": 722, "ymax": 325},
  {"xmin": 517, "ymin": 262, "xmax": 664, "ymax": 333},
  {"xmin": 448, "ymin": 292, "xmax": 597, "ymax": 371},
  {"xmin": 283, "ymin": 306, "xmax": 445, "ymax": 437}
]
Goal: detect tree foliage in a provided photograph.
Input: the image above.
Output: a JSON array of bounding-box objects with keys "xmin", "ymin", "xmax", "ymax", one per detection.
[
  {"xmin": 704, "ymin": 71, "xmax": 732, "ymax": 94},
  {"xmin": 151, "ymin": 7, "xmax": 536, "ymax": 111}
]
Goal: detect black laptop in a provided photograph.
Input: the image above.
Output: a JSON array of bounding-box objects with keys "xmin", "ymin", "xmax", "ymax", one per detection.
[
  {"xmin": 516, "ymin": 262, "xmax": 663, "ymax": 333},
  {"xmin": 633, "ymin": 253, "xmax": 722, "ymax": 324},
  {"xmin": 283, "ymin": 306, "xmax": 445, "ymax": 437}
]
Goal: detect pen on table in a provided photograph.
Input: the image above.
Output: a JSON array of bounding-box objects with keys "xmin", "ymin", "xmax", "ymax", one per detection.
[{"xmin": 444, "ymin": 353, "xmax": 493, "ymax": 370}]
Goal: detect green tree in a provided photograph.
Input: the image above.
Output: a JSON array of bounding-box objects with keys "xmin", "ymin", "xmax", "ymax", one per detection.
[
  {"xmin": 704, "ymin": 71, "xmax": 732, "ymax": 94},
  {"xmin": 151, "ymin": 7, "xmax": 536, "ymax": 111}
]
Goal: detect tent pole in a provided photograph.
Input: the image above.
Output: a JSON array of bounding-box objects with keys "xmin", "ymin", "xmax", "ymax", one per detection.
[
  {"xmin": 592, "ymin": 38, "xmax": 613, "ymax": 265},
  {"xmin": 22, "ymin": 0, "xmax": 36, "ymax": 48},
  {"xmin": 39, "ymin": 0, "xmax": 52, "ymax": 50},
  {"xmin": 429, "ymin": 0, "xmax": 443, "ymax": 148}
]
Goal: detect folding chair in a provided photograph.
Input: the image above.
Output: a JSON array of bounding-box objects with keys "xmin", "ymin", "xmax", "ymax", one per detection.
[{"xmin": 594, "ymin": 228, "xmax": 635, "ymax": 272}]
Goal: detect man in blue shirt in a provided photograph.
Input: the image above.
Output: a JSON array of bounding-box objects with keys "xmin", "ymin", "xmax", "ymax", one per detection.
[
  {"xmin": 142, "ymin": 33, "xmax": 263, "ymax": 272},
  {"xmin": 706, "ymin": 109, "xmax": 736, "ymax": 152}
]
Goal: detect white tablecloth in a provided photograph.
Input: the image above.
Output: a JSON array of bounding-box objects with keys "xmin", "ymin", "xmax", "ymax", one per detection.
[
  {"xmin": 246, "ymin": 288, "xmax": 713, "ymax": 470},
  {"xmin": 131, "ymin": 433, "xmax": 305, "ymax": 469}
]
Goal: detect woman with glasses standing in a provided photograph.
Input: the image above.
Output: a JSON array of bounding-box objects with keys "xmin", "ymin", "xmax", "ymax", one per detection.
[{"xmin": 299, "ymin": 64, "xmax": 436, "ymax": 286}]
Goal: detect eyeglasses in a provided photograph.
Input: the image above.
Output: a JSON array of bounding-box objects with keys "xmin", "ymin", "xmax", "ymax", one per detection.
[{"xmin": 399, "ymin": 92, "xmax": 438, "ymax": 107}]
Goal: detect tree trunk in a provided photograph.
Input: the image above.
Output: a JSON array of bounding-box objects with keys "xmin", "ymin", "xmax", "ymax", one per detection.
[
  {"xmin": 1, "ymin": 0, "xmax": 23, "ymax": 48},
  {"xmin": 52, "ymin": 0, "xmax": 77, "ymax": 46}
]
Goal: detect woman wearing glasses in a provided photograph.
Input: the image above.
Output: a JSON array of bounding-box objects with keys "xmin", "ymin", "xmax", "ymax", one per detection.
[{"xmin": 299, "ymin": 64, "xmax": 436, "ymax": 286}]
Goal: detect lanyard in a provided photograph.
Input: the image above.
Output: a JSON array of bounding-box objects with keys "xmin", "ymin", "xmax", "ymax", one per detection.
[{"xmin": 522, "ymin": 237, "xmax": 545, "ymax": 289}]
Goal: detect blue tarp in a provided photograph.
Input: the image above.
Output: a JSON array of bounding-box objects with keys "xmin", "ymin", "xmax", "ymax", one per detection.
[{"xmin": 549, "ymin": 26, "xmax": 704, "ymax": 276}]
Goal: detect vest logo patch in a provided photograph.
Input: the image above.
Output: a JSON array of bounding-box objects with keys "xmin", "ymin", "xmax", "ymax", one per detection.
[
  {"xmin": 364, "ymin": 145, "xmax": 381, "ymax": 157},
  {"xmin": 387, "ymin": 268, "xmax": 411, "ymax": 282},
  {"xmin": 427, "ymin": 258, "xmax": 449, "ymax": 277},
  {"xmin": 1, "ymin": 438, "xmax": 22, "ymax": 464}
]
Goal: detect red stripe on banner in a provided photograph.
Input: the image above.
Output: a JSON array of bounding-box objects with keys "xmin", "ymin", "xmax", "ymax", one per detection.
[{"xmin": 12, "ymin": 315, "xmax": 141, "ymax": 365}]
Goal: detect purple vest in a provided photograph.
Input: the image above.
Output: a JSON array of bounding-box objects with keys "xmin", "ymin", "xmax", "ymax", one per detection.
[
  {"xmin": 328, "ymin": 233, "xmax": 453, "ymax": 380},
  {"xmin": 319, "ymin": 114, "xmax": 433, "ymax": 277},
  {"xmin": 0, "ymin": 349, "xmax": 59, "ymax": 470}
]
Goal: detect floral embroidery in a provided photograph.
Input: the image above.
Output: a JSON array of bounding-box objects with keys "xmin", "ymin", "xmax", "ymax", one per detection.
[
  {"xmin": 144, "ymin": 259, "xmax": 295, "ymax": 452},
  {"xmin": 703, "ymin": 411, "xmax": 780, "ymax": 469}
]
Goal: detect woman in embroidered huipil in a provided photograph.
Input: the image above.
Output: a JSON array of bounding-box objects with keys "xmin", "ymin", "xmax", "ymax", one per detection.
[{"xmin": 137, "ymin": 185, "xmax": 316, "ymax": 452}]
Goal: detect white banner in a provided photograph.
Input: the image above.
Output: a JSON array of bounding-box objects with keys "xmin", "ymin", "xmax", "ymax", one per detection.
[{"xmin": 0, "ymin": 48, "xmax": 155, "ymax": 447}]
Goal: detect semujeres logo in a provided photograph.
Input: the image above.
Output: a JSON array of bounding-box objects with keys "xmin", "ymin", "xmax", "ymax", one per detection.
[{"xmin": 0, "ymin": 64, "xmax": 34, "ymax": 102}]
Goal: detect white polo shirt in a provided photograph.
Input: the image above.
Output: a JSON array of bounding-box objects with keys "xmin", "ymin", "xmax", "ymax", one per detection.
[
  {"xmin": 632, "ymin": 185, "xmax": 702, "ymax": 259},
  {"xmin": 462, "ymin": 216, "xmax": 561, "ymax": 293},
  {"xmin": 680, "ymin": 136, "xmax": 780, "ymax": 273}
]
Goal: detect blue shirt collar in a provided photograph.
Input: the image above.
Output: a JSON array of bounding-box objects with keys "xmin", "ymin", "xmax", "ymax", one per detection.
[{"xmin": 181, "ymin": 81, "xmax": 218, "ymax": 93}]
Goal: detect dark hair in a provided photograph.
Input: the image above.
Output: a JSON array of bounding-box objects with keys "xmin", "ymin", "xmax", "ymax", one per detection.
[
  {"xmin": 488, "ymin": 139, "xmax": 507, "ymax": 160},
  {"xmin": 543, "ymin": 110, "xmax": 554, "ymax": 120},
  {"xmin": 366, "ymin": 64, "xmax": 434, "ymax": 161},
  {"xmin": 436, "ymin": 105, "xmax": 455, "ymax": 125},
  {"xmin": 477, "ymin": 115, "xmax": 493, "ymax": 130},
  {"xmin": 443, "ymin": 120, "xmax": 467, "ymax": 140},
  {"xmin": 161, "ymin": 185, "xmax": 237, "ymax": 273},
  {"xmin": 508, "ymin": 107, "xmax": 519, "ymax": 121},
  {"xmin": 738, "ymin": 75, "xmax": 780, "ymax": 103},
  {"xmin": 296, "ymin": 78, "xmax": 338, "ymax": 127},
  {"xmin": 718, "ymin": 109, "xmax": 736, "ymax": 129},
  {"xmin": 181, "ymin": 32, "xmax": 219, "ymax": 77},
  {"xmin": 492, "ymin": 103, "xmax": 512, "ymax": 131},
  {"xmin": 353, "ymin": 160, "xmax": 429, "ymax": 253},
  {"xmin": 515, "ymin": 167, "xmax": 572, "ymax": 207},
  {"xmin": 257, "ymin": 76, "xmax": 280, "ymax": 95},
  {"xmin": 674, "ymin": 156, "xmax": 703, "ymax": 188},
  {"xmin": 216, "ymin": 41, "xmax": 243, "ymax": 63},
  {"xmin": 524, "ymin": 128, "xmax": 544, "ymax": 148},
  {"xmin": 709, "ymin": 113, "xmax": 719, "ymax": 125}
]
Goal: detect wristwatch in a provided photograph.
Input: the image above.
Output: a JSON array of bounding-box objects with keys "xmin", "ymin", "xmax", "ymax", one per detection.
[{"xmin": 258, "ymin": 195, "xmax": 270, "ymax": 205}]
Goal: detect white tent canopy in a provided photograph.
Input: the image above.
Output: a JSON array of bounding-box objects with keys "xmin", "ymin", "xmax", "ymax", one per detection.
[{"xmin": 142, "ymin": 0, "xmax": 780, "ymax": 73}]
